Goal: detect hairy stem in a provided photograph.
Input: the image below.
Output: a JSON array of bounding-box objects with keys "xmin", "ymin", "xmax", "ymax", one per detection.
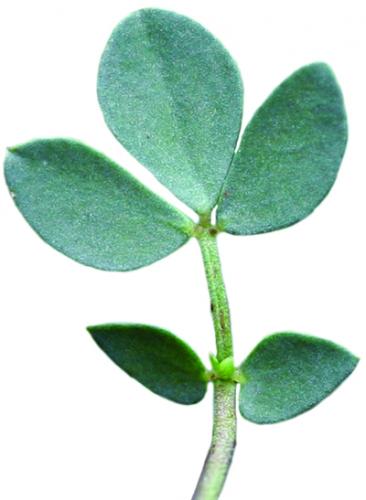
[
  {"xmin": 197, "ymin": 227, "xmax": 232, "ymax": 361},
  {"xmin": 192, "ymin": 381, "xmax": 236, "ymax": 500},
  {"xmin": 192, "ymin": 224, "xmax": 237, "ymax": 500}
]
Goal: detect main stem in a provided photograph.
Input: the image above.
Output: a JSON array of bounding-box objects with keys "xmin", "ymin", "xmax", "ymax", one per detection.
[{"xmin": 192, "ymin": 223, "xmax": 237, "ymax": 500}]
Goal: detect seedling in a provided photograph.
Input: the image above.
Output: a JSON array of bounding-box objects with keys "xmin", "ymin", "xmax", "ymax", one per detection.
[{"xmin": 4, "ymin": 9, "xmax": 358, "ymax": 500}]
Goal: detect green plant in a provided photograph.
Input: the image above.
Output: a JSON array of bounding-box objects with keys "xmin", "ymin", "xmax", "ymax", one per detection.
[{"xmin": 4, "ymin": 8, "xmax": 358, "ymax": 499}]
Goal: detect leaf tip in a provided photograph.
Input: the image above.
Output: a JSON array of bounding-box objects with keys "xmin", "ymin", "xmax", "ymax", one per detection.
[
  {"xmin": 297, "ymin": 61, "xmax": 334, "ymax": 78},
  {"xmin": 86, "ymin": 325, "xmax": 98, "ymax": 336},
  {"xmin": 350, "ymin": 353, "xmax": 360, "ymax": 368},
  {"xmin": 5, "ymin": 146, "xmax": 22, "ymax": 164},
  {"xmin": 209, "ymin": 353, "xmax": 220, "ymax": 371}
]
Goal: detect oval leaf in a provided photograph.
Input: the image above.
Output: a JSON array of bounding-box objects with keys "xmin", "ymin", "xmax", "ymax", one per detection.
[
  {"xmin": 217, "ymin": 63, "xmax": 347, "ymax": 234},
  {"xmin": 239, "ymin": 333, "xmax": 358, "ymax": 424},
  {"xmin": 88, "ymin": 324, "xmax": 208, "ymax": 404},
  {"xmin": 97, "ymin": 8, "xmax": 243, "ymax": 214},
  {"xmin": 5, "ymin": 139, "xmax": 194, "ymax": 271}
]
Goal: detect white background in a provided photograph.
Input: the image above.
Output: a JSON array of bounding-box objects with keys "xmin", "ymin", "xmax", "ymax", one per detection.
[{"xmin": 1, "ymin": 0, "xmax": 365, "ymax": 498}]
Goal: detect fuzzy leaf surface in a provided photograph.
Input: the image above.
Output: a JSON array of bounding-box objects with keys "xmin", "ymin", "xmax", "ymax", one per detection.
[
  {"xmin": 5, "ymin": 139, "xmax": 193, "ymax": 271},
  {"xmin": 88, "ymin": 324, "xmax": 207, "ymax": 404},
  {"xmin": 217, "ymin": 63, "xmax": 347, "ymax": 234},
  {"xmin": 98, "ymin": 8, "xmax": 243, "ymax": 214},
  {"xmin": 239, "ymin": 333, "xmax": 358, "ymax": 424}
]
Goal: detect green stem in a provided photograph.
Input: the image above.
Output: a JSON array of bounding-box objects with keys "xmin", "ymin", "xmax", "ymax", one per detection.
[
  {"xmin": 197, "ymin": 227, "xmax": 233, "ymax": 361},
  {"xmin": 192, "ymin": 224, "xmax": 237, "ymax": 500},
  {"xmin": 192, "ymin": 381, "xmax": 236, "ymax": 500}
]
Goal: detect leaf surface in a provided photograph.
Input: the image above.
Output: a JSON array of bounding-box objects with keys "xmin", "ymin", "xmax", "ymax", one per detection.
[
  {"xmin": 217, "ymin": 63, "xmax": 347, "ymax": 234},
  {"xmin": 88, "ymin": 323, "xmax": 207, "ymax": 404},
  {"xmin": 98, "ymin": 8, "xmax": 243, "ymax": 214},
  {"xmin": 239, "ymin": 332, "xmax": 358, "ymax": 424},
  {"xmin": 5, "ymin": 139, "xmax": 193, "ymax": 271}
]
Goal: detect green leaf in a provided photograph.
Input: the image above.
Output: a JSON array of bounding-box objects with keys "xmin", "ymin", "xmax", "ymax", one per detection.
[
  {"xmin": 239, "ymin": 333, "xmax": 358, "ymax": 424},
  {"xmin": 209, "ymin": 354, "xmax": 235, "ymax": 380},
  {"xmin": 209, "ymin": 353, "xmax": 221, "ymax": 373},
  {"xmin": 217, "ymin": 63, "xmax": 347, "ymax": 234},
  {"xmin": 87, "ymin": 324, "xmax": 208, "ymax": 404},
  {"xmin": 97, "ymin": 8, "xmax": 243, "ymax": 214},
  {"xmin": 217, "ymin": 356, "xmax": 235, "ymax": 379},
  {"xmin": 5, "ymin": 139, "xmax": 194, "ymax": 271}
]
